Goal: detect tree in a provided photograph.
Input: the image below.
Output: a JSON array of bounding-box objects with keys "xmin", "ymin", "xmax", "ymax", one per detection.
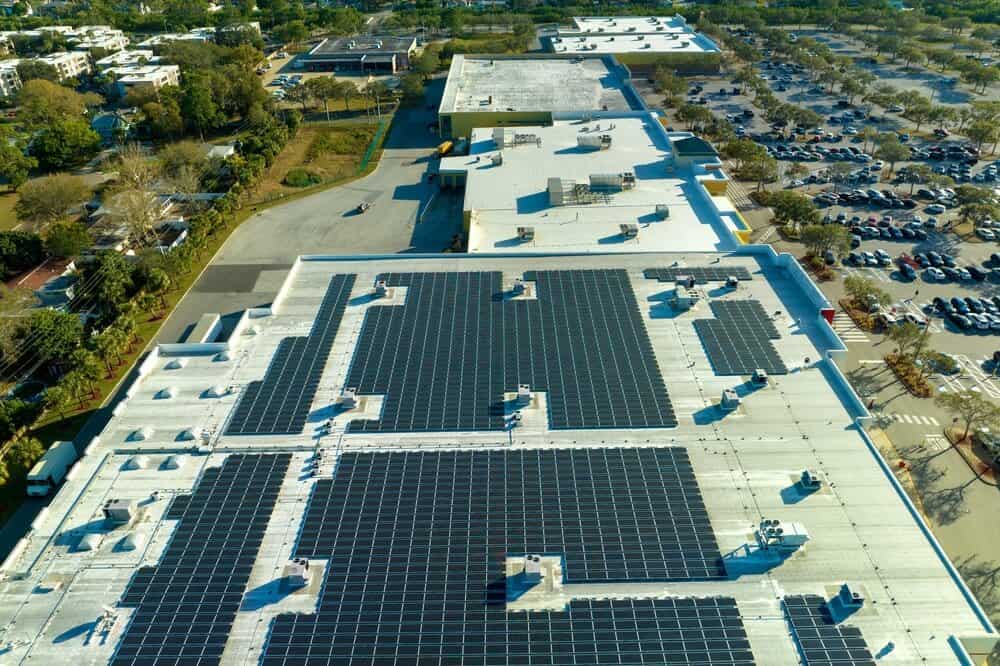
[
  {"xmin": 274, "ymin": 20, "xmax": 309, "ymax": 47},
  {"xmin": 874, "ymin": 134, "xmax": 911, "ymax": 176},
  {"xmin": 0, "ymin": 284, "xmax": 36, "ymax": 358},
  {"xmin": 675, "ymin": 103, "xmax": 713, "ymax": 131},
  {"xmin": 26, "ymin": 308, "xmax": 83, "ymax": 365},
  {"xmin": 904, "ymin": 163, "xmax": 934, "ymax": 194},
  {"xmin": 70, "ymin": 348, "xmax": 102, "ymax": 397},
  {"xmin": 0, "ymin": 144, "xmax": 36, "ymax": 191},
  {"xmin": 284, "ymin": 83, "xmax": 312, "ymax": 113},
  {"xmin": 936, "ymin": 389, "xmax": 1000, "ymax": 442},
  {"xmin": 844, "ymin": 274, "xmax": 890, "ymax": 310},
  {"xmin": 653, "ymin": 66, "xmax": 687, "ymax": 99},
  {"xmin": 43, "ymin": 384, "xmax": 71, "ymax": 420},
  {"xmin": 104, "ymin": 188, "xmax": 162, "ymax": 246},
  {"xmin": 898, "ymin": 44, "xmax": 926, "ymax": 69},
  {"xmin": 181, "ymin": 74, "xmax": 225, "ymax": 139},
  {"xmin": 336, "ymin": 80, "xmax": 357, "ymax": 112},
  {"xmin": 412, "ymin": 49, "xmax": 440, "ymax": 80},
  {"xmin": 885, "ymin": 321, "xmax": 928, "ymax": 361},
  {"xmin": 840, "ymin": 78, "xmax": 866, "ymax": 105},
  {"xmin": 44, "ymin": 220, "xmax": 90, "ymax": 258},
  {"xmin": 15, "ymin": 60, "xmax": 60, "ymax": 84},
  {"xmin": 785, "ymin": 162, "xmax": 809, "ymax": 183},
  {"xmin": 5, "ymin": 437, "xmax": 45, "ymax": 474},
  {"xmin": 801, "ymin": 224, "xmax": 850, "ymax": 258},
  {"xmin": 115, "ymin": 143, "xmax": 160, "ymax": 190},
  {"xmin": 17, "ymin": 79, "xmax": 102, "ymax": 128},
  {"xmin": 15, "ymin": 174, "xmax": 92, "ymax": 227},
  {"xmin": 305, "ymin": 77, "xmax": 342, "ymax": 121},
  {"xmin": 146, "ymin": 268, "xmax": 171, "ymax": 309},
  {"xmin": 769, "ymin": 190, "xmax": 819, "ymax": 229},
  {"xmin": 29, "ymin": 119, "xmax": 101, "ymax": 171},
  {"xmin": 966, "ymin": 119, "xmax": 999, "ymax": 153}
]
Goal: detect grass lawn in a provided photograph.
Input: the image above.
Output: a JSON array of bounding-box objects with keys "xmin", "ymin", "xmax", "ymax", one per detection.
[
  {"xmin": 0, "ymin": 192, "xmax": 19, "ymax": 231},
  {"xmin": 251, "ymin": 123, "xmax": 382, "ymax": 204}
]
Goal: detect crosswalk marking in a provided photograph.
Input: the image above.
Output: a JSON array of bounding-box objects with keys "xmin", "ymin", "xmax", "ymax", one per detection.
[
  {"xmin": 831, "ymin": 312, "xmax": 870, "ymax": 343},
  {"xmin": 844, "ymin": 266, "xmax": 890, "ymax": 283},
  {"xmin": 888, "ymin": 413, "xmax": 940, "ymax": 426},
  {"xmin": 756, "ymin": 226, "xmax": 777, "ymax": 243}
]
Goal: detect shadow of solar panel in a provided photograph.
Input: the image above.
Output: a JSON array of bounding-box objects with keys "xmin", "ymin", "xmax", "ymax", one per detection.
[
  {"xmin": 225, "ymin": 275, "xmax": 355, "ymax": 436},
  {"xmin": 644, "ymin": 266, "xmax": 752, "ymax": 283},
  {"xmin": 261, "ymin": 448, "xmax": 747, "ymax": 666},
  {"xmin": 694, "ymin": 300, "xmax": 788, "ymax": 376},
  {"xmin": 783, "ymin": 596, "xmax": 876, "ymax": 666},
  {"xmin": 112, "ymin": 454, "xmax": 290, "ymax": 666},
  {"xmin": 345, "ymin": 270, "xmax": 676, "ymax": 432}
]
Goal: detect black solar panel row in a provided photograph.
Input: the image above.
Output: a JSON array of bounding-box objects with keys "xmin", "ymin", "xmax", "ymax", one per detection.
[
  {"xmin": 226, "ymin": 275, "xmax": 355, "ymax": 435},
  {"xmin": 783, "ymin": 596, "xmax": 875, "ymax": 666},
  {"xmin": 644, "ymin": 267, "xmax": 753, "ymax": 284},
  {"xmin": 694, "ymin": 299, "xmax": 788, "ymax": 376},
  {"xmin": 261, "ymin": 448, "xmax": 742, "ymax": 666},
  {"xmin": 345, "ymin": 270, "xmax": 676, "ymax": 432},
  {"xmin": 113, "ymin": 454, "xmax": 291, "ymax": 666}
]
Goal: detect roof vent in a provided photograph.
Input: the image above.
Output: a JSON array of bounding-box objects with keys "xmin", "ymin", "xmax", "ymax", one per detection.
[
  {"xmin": 215, "ymin": 350, "xmax": 232, "ymax": 362},
  {"xmin": 162, "ymin": 455, "xmax": 184, "ymax": 470},
  {"xmin": 165, "ymin": 358, "xmax": 187, "ymax": 369},
  {"xmin": 155, "ymin": 386, "xmax": 177, "ymax": 399},
  {"xmin": 512, "ymin": 278, "xmax": 527, "ymax": 295},
  {"xmin": 123, "ymin": 455, "xmax": 148, "ymax": 470},
  {"xmin": 620, "ymin": 223, "xmax": 639, "ymax": 239},
  {"xmin": 76, "ymin": 533, "xmax": 101, "ymax": 552},
  {"xmin": 204, "ymin": 385, "xmax": 228, "ymax": 398},
  {"xmin": 130, "ymin": 427, "xmax": 153, "ymax": 442},
  {"xmin": 246, "ymin": 324, "xmax": 261, "ymax": 336},
  {"xmin": 177, "ymin": 426, "xmax": 201, "ymax": 441},
  {"xmin": 118, "ymin": 532, "xmax": 143, "ymax": 551}
]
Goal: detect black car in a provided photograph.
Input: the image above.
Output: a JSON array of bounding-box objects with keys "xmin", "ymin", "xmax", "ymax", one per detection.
[
  {"xmin": 913, "ymin": 229, "xmax": 927, "ymax": 240},
  {"xmin": 968, "ymin": 265, "xmax": 987, "ymax": 281},
  {"xmin": 989, "ymin": 252, "xmax": 1000, "ymax": 267},
  {"xmin": 942, "ymin": 255, "xmax": 957, "ymax": 268},
  {"xmin": 949, "ymin": 313, "xmax": 972, "ymax": 330},
  {"xmin": 951, "ymin": 297, "xmax": 970, "ymax": 314},
  {"xmin": 899, "ymin": 263, "xmax": 917, "ymax": 280},
  {"xmin": 965, "ymin": 297, "xmax": 985, "ymax": 313},
  {"xmin": 943, "ymin": 266, "xmax": 960, "ymax": 280},
  {"xmin": 915, "ymin": 253, "xmax": 930, "ymax": 267},
  {"xmin": 928, "ymin": 252, "xmax": 943, "ymax": 267}
]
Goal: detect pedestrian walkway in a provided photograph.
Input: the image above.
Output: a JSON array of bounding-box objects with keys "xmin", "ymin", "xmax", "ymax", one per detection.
[
  {"xmin": 831, "ymin": 312, "xmax": 870, "ymax": 343},
  {"xmin": 725, "ymin": 179, "xmax": 759, "ymax": 211},
  {"xmin": 887, "ymin": 413, "xmax": 940, "ymax": 426},
  {"xmin": 843, "ymin": 266, "xmax": 891, "ymax": 283}
]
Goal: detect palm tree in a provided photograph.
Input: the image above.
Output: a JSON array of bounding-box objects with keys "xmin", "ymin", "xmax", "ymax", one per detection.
[
  {"xmin": 44, "ymin": 385, "xmax": 71, "ymax": 420},
  {"xmin": 71, "ymin": 349, "xmax": 102, "ymax": 399},
  {"xmin": 94, "ymin": 328, "xmax": 123, "ymax": 376}
]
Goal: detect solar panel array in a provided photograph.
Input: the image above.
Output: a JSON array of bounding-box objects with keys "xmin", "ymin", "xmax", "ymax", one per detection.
[
  {"xmin": 226, "ymin": 275, "xmax": 355, "ymax": 435},
  {"xmin": 113, "ymin": 454, "xmax": 291, "ymax": 666},
  {"xmin": 262, "ymin": 448, "xmax": 743, "ymax": 666},
  {"xmin": 345, "ymin": 270, "xmax": 676, "ymax": 432},
  {"xmin": 644, "ymin": 267, "xmax": 753, "ymax": 283},
  {"xmin": 694, "ymin": 299, "xmax": 788, "ymax": 376},
  {"xmin": 783, "ymin": 596, "xmax": 876, "ymax": 666}
]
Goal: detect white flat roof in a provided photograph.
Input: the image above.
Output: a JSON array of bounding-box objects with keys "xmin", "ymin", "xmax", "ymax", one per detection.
[
  {"xmin": 570, "ymin": 15, "xmax": 692, "ymax": 33},
  {"xmin": 554, "ymin": 15, "xmax": 720, "ymax": 55},
  {"xmin": 0, "ymin": 252, "xmax": 992, "ymax": 663},
  {"xmin": 439, "ymin": 54, "xmax": 638, "ymax": 114},
  {"xmin": 440, "ymin": 115, "xmax": 740, "ymax": 253}
]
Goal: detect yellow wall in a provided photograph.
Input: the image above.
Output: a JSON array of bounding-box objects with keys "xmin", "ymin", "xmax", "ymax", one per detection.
[
  {"xmin": 441, "ymin": 111, "xmax": 554, "ymax": 139},
  {"xmin": 703, "ymin": 179, "xmax": 729, "ymax": 196}
]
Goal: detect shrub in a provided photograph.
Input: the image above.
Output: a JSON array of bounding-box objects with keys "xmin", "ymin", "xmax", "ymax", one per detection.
[{"xmin": 283, "ymin": 168, "xmax": 322, "ymax": 188}]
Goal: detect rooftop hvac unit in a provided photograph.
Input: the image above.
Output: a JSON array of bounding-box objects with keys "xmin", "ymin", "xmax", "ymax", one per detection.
[
  {"xmin": 655, "ymin": 204, "xmax": 669, "ymax": 219},
  {"xmin": 76, "ymin": 533, "xmax": 101, "ymax": 552},
  {"xmin": 838, "ymin": 583, "xmax": 865, "ymax": 608},
  {"xmin": 288, "ymin": 558, "xmax": 311, "ymax": 588},
  {"xmin": 490, "ymin": 153, "xmax": 503, "ymax": 166},
  {"xmin": 590, "ymin": 173, "xmax": 623, "ymax": 191},
  {"xmin": 165, "ymin": 358, "xmax": 187, "ymax": 370},
  {"xmin": 636, "ymin": 35, "xmax": 644, "ymax": 41},
  {"xmin": 726, "ymin": 275, "xmax": 740, "ymax": 289},
  {"xmin": 493, "ymin": 127, "xmax": 513, "ymax": 148},
  {"xmin": 656, "ymin": 26, "xmax": 664, "ymax": 31},
  {"xmin": 642, "ymin": 43, "xmax": 651, "ymax": 49},
  {"xmin": 205, "ymin": 385, "xmax": 227, "ymax": 398},
  {"xmin": 517, "ymin": 227, "xmax": 535, "ymax": 241},
  {"xmin": 340, "ymin": 387, "xmax": 358, "ymax": 409},
  {"xmin": 620, "ymin": 223, "xmax": 639, "ymax": 239},
  {"xmin": 756, "ymin": 518, "xmax": 809, "ymax": 551},
  {"xmin": 577, "ymin": 134, "xmax": 612, "ymax": 150},
  {"xmin": 512, "ymin": 277, "xmax": 527, "ymax": 294},
  {"xmin": 524, "ymin": 554, "xmax": 542, "ymax": 579},
  {"xmin": 679, "ymin": 40, "xmax": 688, "ymax": 47},
  {"xmin": 675, "ymin": 275, "xmax": 695, "ymax": 289},
  {"xmin": 177, "ymin": 426, "xmax": 201, "ymax": 441},
  {"xmin": 589, "ymin": 43, "xmax": 598, "ymax": 50},
  {"xmin": 752, "ymin": 368, "xmax": 769, "ymax": 384},
  {"xmin": 799, "ymin": 469, "xmax": 822, "ymax": 491},
  {"xmin": 720, "ymin": 389, "xmax": 740, "ymax": 411},
  {"xmin": 516, "ymin": 384, "xmax": 532, "ymax": 407},
  {"xmin": 374, "ymin": 280, "xmax": 388, "ymax": 297},
  {"xmin": 103, "ymin": 499, "xmax": 135, "ymax": 525}
]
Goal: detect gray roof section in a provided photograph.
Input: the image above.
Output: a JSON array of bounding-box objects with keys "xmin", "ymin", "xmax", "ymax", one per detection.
[{"xmin": 306, "ymin": 35, "xmax": 415, "ymax": 58}]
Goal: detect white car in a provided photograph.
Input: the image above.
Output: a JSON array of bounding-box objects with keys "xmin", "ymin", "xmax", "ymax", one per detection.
[
  {"xmin": 977, "ymin": 228, "xmax": 997, "ymax": 241},
  {"xmin": 957, "ymin": 268, "xmax": 973, "ymax": 281},
  {"xmin": 872, "ymin": 160, "xmax": 884, "ymax": 170},
  {"xmin": 904, "ymin": 312, "xmax": 927, "ymax": 327},
  {"xmin": 862, "ymin": 251, "xmax": 879, "ymax": 266},
  {"xmin": 971, "ymin": 313, "xmax": 991, "ymax": 330},
  {"xmin": 925, "ymin": 267, "xmax": 946, "ymax": 281},
  {"xmin": 888, "ymin": 104, "xmax": 904, "ymax": 112},
  {"xmin": 874, "ymin": 249, "xmax": 892, "ymax": 265},
  {"xmin": 926, "ymin": 204, "xmax": 946, "ymax": 214}
]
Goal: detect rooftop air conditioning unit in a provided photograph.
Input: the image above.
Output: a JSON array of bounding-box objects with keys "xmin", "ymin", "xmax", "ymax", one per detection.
[
  {"xmin": 517, "ymin": 227, "xmax": 535, "ymax": 241},
  {"xmin": 516, "ymin": 384, "xmax": 531, "ymax": 407},
  {"xmin": 752, "ymin": 368, "xmax": 769, "ymax": 384},
  {"xmin": 838, "ymin": 583, "xmax": 865, "ymax": 608},
  {"xmin": 799, "ymin": 470, "xmax": 822, "ymax": 491},
  {"xmin": 490, "ymin": 153, "xmax": 503, "ymax": 166},
  {"xmin": 524, "ymin": 554, "xmax": 542, "ymax": 579},
  {"xmin": 512, "ymin": 278, "xmax": 526, "ymax": 294},
  {"xmin": 103, "ymin": 499, "xmax": 135, "ymax": 525},
  {"xmin": 288, "ymin": 558, "xmax": 311, "ymax": 588},
  {"xmin": 726, "ymin": 275, "xmax": 740, "ymax": 289},
  {"xmin": 720, "ymin": 389, "xmax": 740, "ymax": 411},
  {"xmin": 340, "ymin": 387, "xmax": 358, "ymax": 409},
  {"xmin": 655, "ymin": 204, "xmax": 669, "ymax": 220},
  {"xmin": 374, "ymin": 280, "xmax": 388, "ymax": 297},
  {"xmin": 675, "ymin": 275, "xmax": 695, "ymax": 289},
  {"xmin": 620, "ymin": 223, "xmax": 639, "ymax": 238}
]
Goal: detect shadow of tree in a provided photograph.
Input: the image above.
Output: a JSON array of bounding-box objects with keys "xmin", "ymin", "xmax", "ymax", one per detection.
[{"xmin": 955, "ymin": 554, "xmax": 1000, "ymax": 623}]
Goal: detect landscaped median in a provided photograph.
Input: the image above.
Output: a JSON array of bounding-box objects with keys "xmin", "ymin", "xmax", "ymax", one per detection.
[{"xmin": 884, "ymin": 352, "xmax": 933, "ymax": 398}]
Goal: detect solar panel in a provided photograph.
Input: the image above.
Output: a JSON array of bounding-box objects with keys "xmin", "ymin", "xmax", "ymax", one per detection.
[
  {"xmin": 261, "ymin": 448, "xmax": 749, "ymax": 666},
  {"xmin": 112, "ymin": 454, "xmax": 291, "ymax": 666},
  {"xmin": 345, "ymin": 270, "xmax": 676, "ymax": 432},
  {"xmin": 225, "ymin": 275, "xmax": 355, "ymax": 436},
  {"xmin": 694, "ymin": 299, "xmax": 788, "ymax": 376},
  {"xmin": 644, "ymin": 266, "xmax": 753, "ymax": 283},
  {"xmin": 783, "ymin": 596, "xmax": 876, "ymax": 665}
]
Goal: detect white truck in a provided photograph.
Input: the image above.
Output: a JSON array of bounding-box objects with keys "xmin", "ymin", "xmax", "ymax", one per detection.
[{"xmin": 26, "ymin": 441, "xmax": 77, "ymax": 497}]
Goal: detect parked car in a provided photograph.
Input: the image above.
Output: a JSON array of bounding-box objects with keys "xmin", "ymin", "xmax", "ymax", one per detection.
[{"xmin": 926, "ymin": 267, "xmax": 946, "ymax": 281}]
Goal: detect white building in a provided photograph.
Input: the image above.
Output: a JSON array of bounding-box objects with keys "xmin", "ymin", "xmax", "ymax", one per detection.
[
  {"xmin": 110, "ymin": 64, "xmax": 180, "ymax": 95},
  {"xmin": 137, "ymin": 23, "xmax": 260, "ymax": 48},
  {"xmin": 95, "ymin": 48, "xmax": 160, "ymax": 71},
  {"xmin": 439, "ymin": 112, "xmax": 740, "ymax": 254},
  {"xmin": 67, "ymin": 25, "xmax": 128, "ymax": 53},
  {"xmin": 548, "ymin": 15, "xmax": 721, "ymax": 62},
  {"xmin": 36, "ymin": 50, "xmax": 91, "ymax": 79},
  {"xmin": 0, "ymin": 59, "xmax": 21, "ymax": 97}
]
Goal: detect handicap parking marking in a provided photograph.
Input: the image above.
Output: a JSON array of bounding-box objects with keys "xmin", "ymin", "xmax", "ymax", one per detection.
[{"xmin": 922, "ymin": 434, "xmax": 950, "ymax": 453}]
